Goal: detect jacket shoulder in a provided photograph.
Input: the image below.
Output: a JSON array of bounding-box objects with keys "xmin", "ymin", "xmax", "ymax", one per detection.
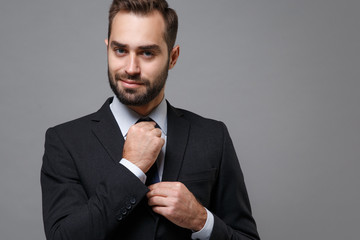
[
  {"xmin": 47, "ymin": 98, "xmax": 113, "ymax": 136},
  {"xmin": 171, "ymin": 105, "xmax": 225, "ymax": 129},
  {"xmin": 52, "ymin": 112, "xmax": 96, "ymax": 130}
]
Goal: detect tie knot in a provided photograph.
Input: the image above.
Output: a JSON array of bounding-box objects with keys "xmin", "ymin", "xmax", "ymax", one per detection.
[
  {"xmin": 137, "ymin": 117, "xmax": 152, "ymax": 123},
  {"xmin": 136, "ymin": 117, "xmax": 160, "ymax": 129}
]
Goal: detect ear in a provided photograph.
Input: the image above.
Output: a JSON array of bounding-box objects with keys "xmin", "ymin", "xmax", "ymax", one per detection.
[
  {"xmin": 168, "ymin": 45, "xmax": 180, "ymax": 70},
  {"xmin": 105, "ymin": 38, "xmax": 109, "ymax": 48}
]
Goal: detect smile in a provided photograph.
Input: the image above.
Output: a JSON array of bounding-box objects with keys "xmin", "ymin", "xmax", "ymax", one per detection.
[{"xmin": 120, "ymin": 79, "xmax": 144, "ymax": 89}]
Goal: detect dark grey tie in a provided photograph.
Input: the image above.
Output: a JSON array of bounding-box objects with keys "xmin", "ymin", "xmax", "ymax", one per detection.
[{"xmin": 136, "ymin": 117, "xmax": 161, "ymax": 185}]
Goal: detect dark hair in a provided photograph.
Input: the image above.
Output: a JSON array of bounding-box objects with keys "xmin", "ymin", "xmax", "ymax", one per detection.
[{"xmin": 108, "ymin": 0, "xmax": 178, "ymax": 52}]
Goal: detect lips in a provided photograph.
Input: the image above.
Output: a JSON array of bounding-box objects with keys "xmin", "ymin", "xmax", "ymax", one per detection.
[{"xmin": 120, "ymin": 79, "xmax": 144, "ymax": 89}]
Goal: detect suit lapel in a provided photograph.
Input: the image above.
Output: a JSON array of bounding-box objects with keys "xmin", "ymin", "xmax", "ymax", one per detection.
[
  {"xmin": 162, "ymin": 102, "xmax": 190, "ymax": 181},
  {"xmin": 89, "ymin": 98, "xmax": 190, "ymax": 180},
  {"xmin": 91, "ymin": 98, "xmax": 161, "ymax": 220},
  {"xmin": 91, "ymin": 98, "xmax": 125, "ymax": 164}
]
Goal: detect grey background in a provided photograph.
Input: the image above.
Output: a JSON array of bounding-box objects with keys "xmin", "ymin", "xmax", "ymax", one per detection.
[{"xmin": 1, "ymin": 0, "xmax": 359, "ymax": 239}]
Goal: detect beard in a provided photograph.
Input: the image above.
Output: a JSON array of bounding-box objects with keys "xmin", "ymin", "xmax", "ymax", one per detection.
[{"xmin": 108, "ymin": 63, "xmax": 169, "ymax": 106}]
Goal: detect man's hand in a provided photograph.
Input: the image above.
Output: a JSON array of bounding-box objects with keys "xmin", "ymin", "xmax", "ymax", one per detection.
[
  {"xmin": 147, "ymin": 182, "xmax": 207, "ymax": 231},
  {"xmin": 123, "ymin": 121, "xmax": 164, "ymax": 173}
]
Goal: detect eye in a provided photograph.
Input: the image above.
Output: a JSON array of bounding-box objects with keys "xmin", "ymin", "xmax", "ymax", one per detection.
[
  {"xmin": 142, "ymin": 51, "xmax": 154, "ymax": 58},
  {"xmin": 115, "ymin": 48, "xmax": 127, "ymax": 56}
]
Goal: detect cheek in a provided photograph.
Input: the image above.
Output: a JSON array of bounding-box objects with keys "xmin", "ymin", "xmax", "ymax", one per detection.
[
  {"xmin": 108, "ymin": 55, "xmax": 124, "ymax": 72},
  {"xmin": 142, "ymin": 61, "xmax": 168, "ymax": 78}
]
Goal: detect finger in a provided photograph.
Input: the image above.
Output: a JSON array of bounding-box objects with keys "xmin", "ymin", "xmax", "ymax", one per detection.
[
  {"xmin": 151, "ymin": 206, "xmax": 170, "ymax": 217},
  {"xmin": 148, "ymin": 182, "xmax": 170, "ymax": 190},
  {"xmin": 147, "ymin": 195, "xmax": 169, "ymax": 207},
  {"xmin": 149, "ymin": 181, "xmax": 184, "ymax": 191},
  {"xmin": 151, "ymin": 128, "xmax": 163, "ymax": 137},
  {"xmin": 147, "ymin": 187, "xmax": 177, "ymax": 198},
  {"xmin": 132, "ymin": 121, "xmax": 156, "ymax": 131}
]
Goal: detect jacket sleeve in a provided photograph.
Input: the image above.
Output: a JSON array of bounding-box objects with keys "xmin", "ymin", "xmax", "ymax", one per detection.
[
  {"xmin": 209, "ymin": 123, "xmax": 260, "ymax": 240},
  {"xmin": 40, "ymin": 127, "xmax": 149, "ymax": 240}
]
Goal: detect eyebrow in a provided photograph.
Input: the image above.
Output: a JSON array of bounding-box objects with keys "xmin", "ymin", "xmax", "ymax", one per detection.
[
  {"xmin": 110, "ymin": 41, "xmax": 162, "ymax": 53},
  {"xmin": 110, "ymin": 41, "xmax": 127, "ymax": 48},
  {"xmin": 139, "ymin": 45, "xmax": 161, "ymax": 53}
]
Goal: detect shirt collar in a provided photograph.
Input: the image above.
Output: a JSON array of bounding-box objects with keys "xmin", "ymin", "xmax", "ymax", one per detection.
[{"xmin": 110, "ymin": 96, "xmax": 168, "ymax": 138}]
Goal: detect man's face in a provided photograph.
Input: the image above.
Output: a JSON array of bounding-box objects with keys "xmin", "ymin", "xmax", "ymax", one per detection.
[{"xmin": 106, "ymin": 10, "xmax": 172, "ymax": 107}]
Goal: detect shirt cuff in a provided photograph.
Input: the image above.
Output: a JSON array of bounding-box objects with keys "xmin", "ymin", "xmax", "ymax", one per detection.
[
  {"xmin": 120, "ymin": 158, "xmax": 147, "ymax": 184},
  {"xmin": 191, "ymin": 208, "xmax": 214, "ymax": 240}
]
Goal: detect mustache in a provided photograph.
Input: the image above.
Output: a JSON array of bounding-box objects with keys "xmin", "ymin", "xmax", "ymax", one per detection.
[{"xmin": 115, "ymin": 73, "xmax": 142, "ymax": 82}]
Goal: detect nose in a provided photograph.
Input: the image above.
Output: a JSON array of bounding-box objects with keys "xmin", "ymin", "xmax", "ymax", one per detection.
[{"xmin": 125, "ymin": 54, "xmax": 140, "ymax": 76}]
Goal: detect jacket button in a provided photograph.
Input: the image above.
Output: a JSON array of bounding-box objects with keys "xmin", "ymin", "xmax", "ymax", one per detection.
[
  {"xmin": 126, "ymin": 203, "xmax": 132, "ymax": 210},
  {"xmin": 130, "ymin": 197, "xmax": 136, "ymax": 204},
  {"xmin": 117, "ymin": 216, "xmax": 123, "ymax": 221},
  {"xmin": 121, "ymin": 209, "xmax": 127, "ymax": 216}
]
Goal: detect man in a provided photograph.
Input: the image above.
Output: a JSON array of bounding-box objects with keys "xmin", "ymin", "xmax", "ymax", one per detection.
[{"xmin": 41, "ymin": 0, "xmax": 260, "ymax": 239}]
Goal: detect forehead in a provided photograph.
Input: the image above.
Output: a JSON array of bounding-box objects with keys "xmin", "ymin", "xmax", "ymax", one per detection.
[{"xmin": 110, "ymin": 10, "xmax": 167, "ymax": 48}]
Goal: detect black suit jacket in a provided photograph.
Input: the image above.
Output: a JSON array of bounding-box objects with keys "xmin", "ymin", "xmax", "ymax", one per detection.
[{"xmin": 41, "ymin": 98, "xmax": 259, "ymax": 240}]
